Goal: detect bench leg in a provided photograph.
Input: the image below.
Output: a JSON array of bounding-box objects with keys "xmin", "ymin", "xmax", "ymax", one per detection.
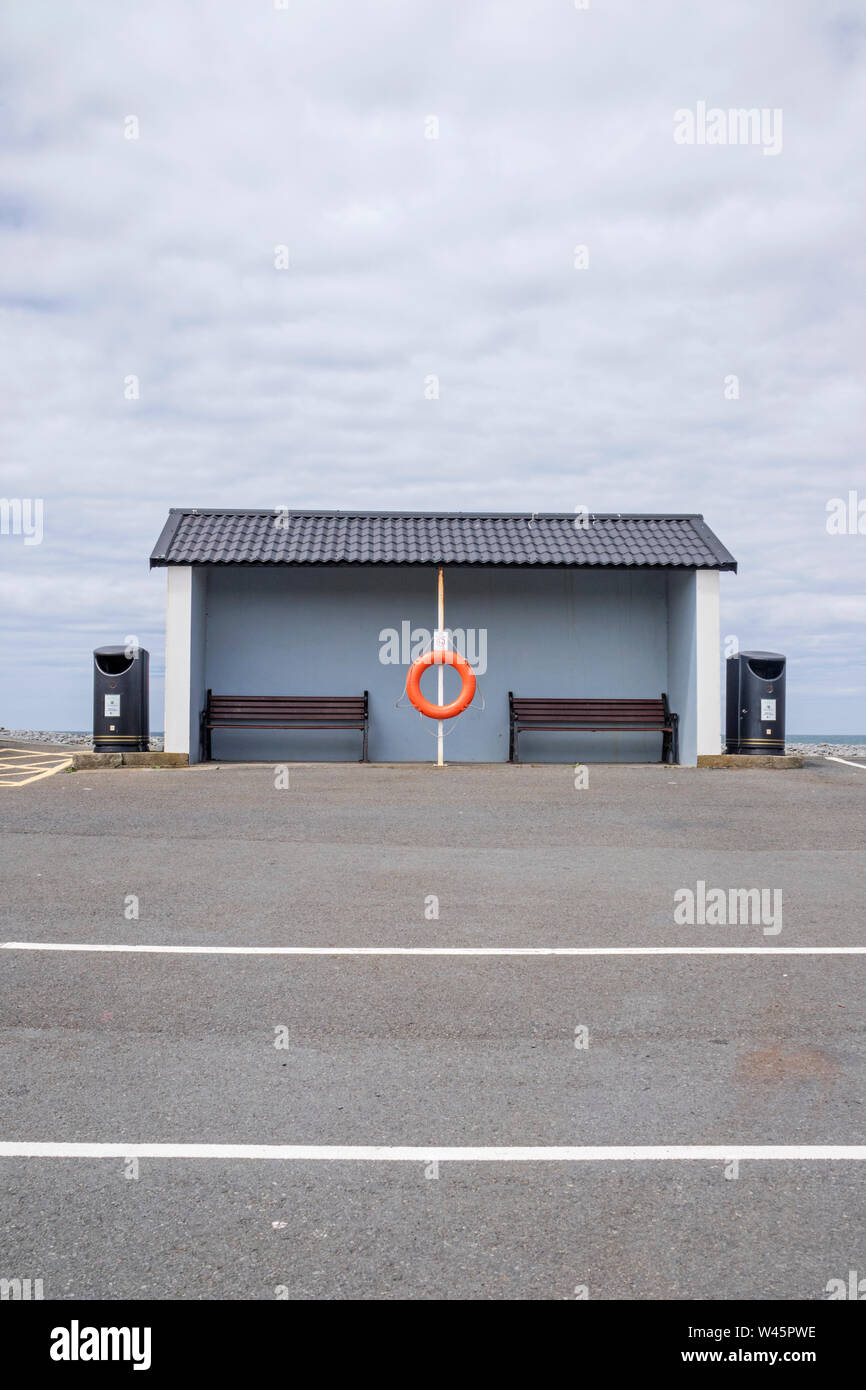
[
  {"xmin": 361, "ymin": 723, "xmax": 368, "ymax": 763},
  {"xmin": 672, "ymin": 715, "xmax": 679, "ymax": 765},
  {"xmin": 662, "ymin": 728, "xmax": 671, "ymax": 764}
]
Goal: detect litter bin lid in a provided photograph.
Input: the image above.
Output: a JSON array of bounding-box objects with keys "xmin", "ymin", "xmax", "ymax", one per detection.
[
  {"xmin": 738, "ymin": 650, "xmax": 785, "ymax": 660},
  {"xmin": 94, "ymin": 645, "xmax": 147, "ymax": 675}
]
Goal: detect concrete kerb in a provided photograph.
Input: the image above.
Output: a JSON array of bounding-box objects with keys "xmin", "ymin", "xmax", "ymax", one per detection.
[
  {"xmin": 697, "ymin": 754, "xmax": 805, "ymax": 769},
  {"xmin": 63, "ymin": 753, "xmax": 806, "ymax": 772},
  {"xmin": 68, "ymin": 752, "xmax": 189, "ymax": 771}
]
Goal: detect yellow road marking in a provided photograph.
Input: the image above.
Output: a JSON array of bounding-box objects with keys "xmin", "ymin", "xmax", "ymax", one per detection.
[
  {"xmin": 0, "ymin": 759, "xmax": 66, "ymax": 770},
  {"xmin": 0, "ymin": 749, "xmax": 71, "ymax": 761},
  {"xmin": 0, "ymin": 750, "xmax": 72, "ymax": 786},
  {"xmin": 0, "ymin": 745, "xmax": 69, "ymax": 756},
  {"xmin": 0, "ymin": 765, "xmax": 71, "ymax": 786},
  {"xmin": 0, "ymin": 751, "xmax": 68, "ymax": 760},
  {"xmin": 0, "ymin": 752, "xmax": 65, "ymax": 760},
  {"xmin": 0, "ymin": 747, "xmax": 72, "ymax": 758}
]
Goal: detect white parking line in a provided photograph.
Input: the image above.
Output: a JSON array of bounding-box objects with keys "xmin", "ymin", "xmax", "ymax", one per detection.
[
  {"xmin": 3, "ymin": 942, "xmax": 865, "ymax": 956},
  {"xmin": 825, "ymin": 755, "xmax": 866, "ymax": 770},
  {"xmin": 1, "ymin": 1142, "xmax": 865, "ymax": 1162}
]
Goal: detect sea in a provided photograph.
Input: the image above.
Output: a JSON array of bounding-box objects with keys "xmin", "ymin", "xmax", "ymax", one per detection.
[{"xmin": 784, "ymin": 735, "xmax": 866, "ymax": 745}]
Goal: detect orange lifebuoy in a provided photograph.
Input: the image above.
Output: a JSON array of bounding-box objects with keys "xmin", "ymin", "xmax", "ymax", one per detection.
[{"xmin": 406, "ymin": 649, "xmax": 476, "ymax": 720}]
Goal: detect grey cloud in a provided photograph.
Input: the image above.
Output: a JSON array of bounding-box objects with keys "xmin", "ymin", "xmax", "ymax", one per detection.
[{"xmin": 1, "ymin": 0, "xmax": 863, "ymax": 730}]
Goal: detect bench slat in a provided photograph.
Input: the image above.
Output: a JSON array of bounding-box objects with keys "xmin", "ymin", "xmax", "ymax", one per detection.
[
  {"xmin": 512, "ymin": 703, "xmax": 664, "ymax": 711},
  {"xmin": 514, "ymin": 723, "xmax": 672, "ymax": 731},
  {"xmin": 511, "ymin": 700, "xmax": 664, "ymax": 709},
  {"xmin": 209, "ymin": 704, "xmax": 365, "ymax": 710},
  {"xmin": 209, "ymin": 699, "xmax": 364, "ymax": 708},
  {"xmin": 208, "ymin": 709, "xmax": 365, "ymax": 717},
  {"xmin": 514, "ymin": 712, "xmax": 665, "ymax": 720},
  {"xmin": 204, "ymin": 722, "xmax": 365, "ymax": 730},
  {"xmin": 209, "ymin": 706, "xmax": 365, "ymax": 715},
  {"xmin": 512, "ymin": 708, "xmax": 665, "ymax": 716}
]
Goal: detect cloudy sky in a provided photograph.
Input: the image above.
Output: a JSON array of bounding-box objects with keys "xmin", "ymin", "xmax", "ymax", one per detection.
[{"xmin": 1, "ymin": 0, "xmax": 864, "ymax": 731}]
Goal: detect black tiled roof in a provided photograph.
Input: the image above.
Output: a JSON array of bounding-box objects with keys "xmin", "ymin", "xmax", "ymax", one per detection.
[{"xmin": 150, "ymin": 510, "xmax": 737, "ymax": 570}]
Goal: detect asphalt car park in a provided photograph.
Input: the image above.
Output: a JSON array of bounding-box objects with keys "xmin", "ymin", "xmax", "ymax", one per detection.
[{"xmin": 1, "ymin": 756, "xmax": 864, "ymax": 1299}]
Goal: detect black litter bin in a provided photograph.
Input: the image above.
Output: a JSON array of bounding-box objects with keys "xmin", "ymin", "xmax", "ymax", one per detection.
[
  {"xmin": 726, "ymin": 650, "xmax": 786, "ymax": 755},
  {"xmin": 93, "ymin": 645, "xmax": 149, "ymax": 752}
]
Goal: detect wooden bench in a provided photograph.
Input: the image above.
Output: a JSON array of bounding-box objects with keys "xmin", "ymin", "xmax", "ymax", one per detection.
[
  {"xmin": 201, "ymin": 691, "xmax": 369, "ymax": 762},
  {"xmin": 508, "ymin": 693, "xmax": 678, "ymax": 764}
]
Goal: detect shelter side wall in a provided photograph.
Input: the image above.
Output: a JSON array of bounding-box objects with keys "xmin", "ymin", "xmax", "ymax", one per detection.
[
  {"xmin": 164, "ymin": 566, "xmax": 208, "ymax": 761},
  {"xmin": 696, "ymin": 569, "xmax": 721, "ymax": 756},
  {"xmin": 164, "ymin": 567, "xmax": 191, "ymax": 757},
  {"xmin": 188, "ymin": 568, "xmax": 208, "ymax": 762},
  {"xmin": 666, "ymin": 570, "xmax": 698, "ymax": 765}
]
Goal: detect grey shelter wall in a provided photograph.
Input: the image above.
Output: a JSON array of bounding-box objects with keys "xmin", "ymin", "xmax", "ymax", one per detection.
[{"xmin": 200, "ymin": 564, "xmax": 676, "ymax": 763}]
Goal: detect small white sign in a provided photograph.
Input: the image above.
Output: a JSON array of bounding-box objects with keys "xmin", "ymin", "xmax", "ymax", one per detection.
[
  {"xmin": 104, "ymin": 694, "xmax": 121, "ymax": 717},
  {"xmin": 432, "ymin": 628, "xmax": 449, "ymax": 651},
  {"xmin": 761, "ymin": 699, "xmax": 776, "ymax": 721}
]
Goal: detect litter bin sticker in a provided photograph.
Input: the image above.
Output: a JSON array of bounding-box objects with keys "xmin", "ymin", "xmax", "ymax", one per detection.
[
  {"xmin": 104, "ymin": 694, "xmax": 121, "ymax": 717},
  {"xmin": 761, "ymin": 699, "xmax": 776, "ymax": 721}
]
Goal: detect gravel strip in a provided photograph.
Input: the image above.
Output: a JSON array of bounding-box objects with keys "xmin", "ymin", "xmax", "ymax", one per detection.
[
  {"xmin": 786, "ymin": 743, "xmax": 866, "ymax": 758},
  {"xmin": 0, "ymin": 729, "xmax": 164, "ymax": 751}
]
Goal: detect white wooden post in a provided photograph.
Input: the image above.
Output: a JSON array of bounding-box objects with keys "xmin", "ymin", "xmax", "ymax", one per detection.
[{"xmin": 436, "ymin": 566, "xmax": 445, "ymax": 767}]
